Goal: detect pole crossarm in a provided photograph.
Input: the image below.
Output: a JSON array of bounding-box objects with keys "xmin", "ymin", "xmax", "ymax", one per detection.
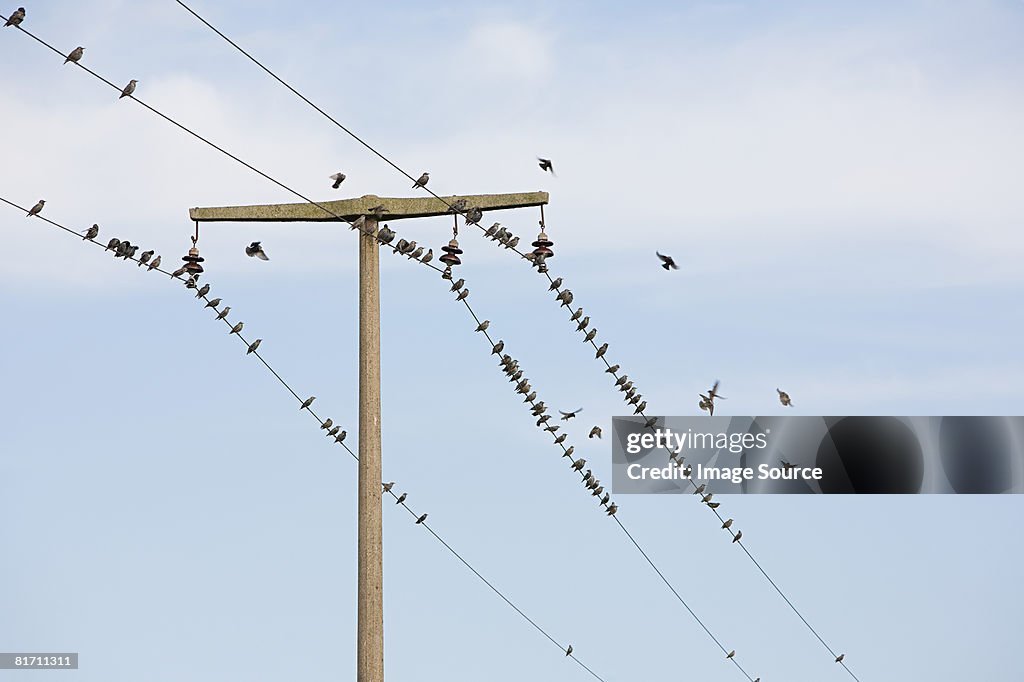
[{"xmin": 189, "ymin": 191, "xmax": 549, "ymax": 223}]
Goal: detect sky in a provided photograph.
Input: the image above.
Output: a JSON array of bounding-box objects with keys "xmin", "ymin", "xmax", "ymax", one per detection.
[{"xmin": 2, "ymin": 0, "xmax": 1023, "ymax": 680}]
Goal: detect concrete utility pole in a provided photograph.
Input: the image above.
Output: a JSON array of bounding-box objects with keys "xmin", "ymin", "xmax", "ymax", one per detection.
[{"xmin": 190, "ymin": 191, "xmax": 548, "ymax": 682}]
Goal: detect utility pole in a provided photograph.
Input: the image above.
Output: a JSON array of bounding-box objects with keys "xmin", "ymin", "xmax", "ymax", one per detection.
[{"xmin": 190, "ymin": 191, "xmax": 548, "ymax": 682}]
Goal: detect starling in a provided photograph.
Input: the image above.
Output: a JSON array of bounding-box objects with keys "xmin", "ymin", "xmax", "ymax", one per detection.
[
  {"xmin": 83, "ymin": 224, "xmax": 99, "ymax": 240},
  {"xmin": 416, "ymin": 513, "xmax": 428, "ymax": 524},
  {"xmin": 215, "ymin": 306, "xmax": 231, "ymax": 320},
  {"xmin": 137, "ymin": 250, "xmax": 154, "ymax": 267},
  {"xmin": 321, "ymin": 419, "xmax": 334, "ymax": 431},
  {"xmin": 559, "ymin": 408, "xmax": 583, "ymax": 421},
  {"xmin": 105, "ymin": 237, "xmax": 121, "ymax": 251},
  {"xmin": 484, "ymin": 222, "xmax": 500, "ymax": 238},
  {"xmin": 26, "ymin": 199, "xmax": 44, "ymax": 217},
  {"xmin": 565, "ymin": 645, "xmax": 573, "ymax": 656},
  {"xmin": 605, "ymin": 364, "xmax": 620, "ymax": 374},
  {"xmin": 171, "ymin": 265, "xmax": 187, "ymax": 278},
  {"xmin": 548, "ymin": 278, "xmax": 562, "ymax": 291},
  {"xmin": 204, "ymin": 298, "xmax": 221, "ymax": 309},
  {"xmin": 475, "ymin": 320, "xmax": 489, "ymax": 332},
  {"xmin": 656, "ymin": 252, "xmax": 679, "ymax": 270},
  {"xmin": 229, "ymin": 322, "xmax": 244, "ymax": 335},
  {"xmin": 722, "ymin": 518, "xmax": 733, "ymax": 529},
  {"xmin": 693, "ymin": 484, "xmax": 706, "ymax": 495},
  {"xmin": 491, "ymin": 340, "xmax": 504, "ymax": 355},
  {"xmin": 465, "ymin": 207, "xmax": 483, "ymax": 225},
  {"xmin": 606, "ymin": 503, "xmax": 618, "ymax": 516},
  {"xmin": 600, "ymin": 492, "xmax": 610, "ymax": 505},
  {"xmin": 576, "ymin": 316, "xmax": 590, "ymax": 332},
  {"xmin": 702, "ymin": 493, "xmax": 713, "ymax": 504},
  {"xmin": 408, "ymin": 246, "xmax": 424, "ymax": 260},
  {"xmin": 247, "ymin": 339, "xmax": 262, "ymax": 354},
  {"xmin": 420, "ymin": 248, "xmax": 433, "ymax": 264},
  {"xmin": 588, "ymin": 426, "xmax": 602, "ymax": 439},
  {"xmin": 327, "ymin": 426, "xmax": 340, "ymax": 437},
  {"xmin": 707, "ymin": 501, "xmax": 720, "ymax": 509},
  {"xmin": 595, "ymin": 343, "xmax": 608, "ymax": 359},
  {"xmin": 4, "ymin": 7, "xmax": 25, "ymax": 27},
  {"xmin": 300, "ymin": 396, "xmax": 315, "ymax": 410},
  {"xmin": 584, "ymin": 328, "xmax": 597, "ymax": 342},
  {"xmin": 455, "ymin": 288, "xmax": 469, "ymax": 301},
  {"xmin": 538, "ymin": 157, "xmax": 554, "ymax": 174},
  {"xmin": 572, "ymin": 458, "xmax": 585, "ymax": 471},
  {"xmin": 119, "ymin": 79, "xmax": 138, "ymax": 99},
  {"xmin": 412, "ymin": 172, "xmax": 429, "ymax": 189},
  {"xmin": 732, "ymin": 530, "xmax": 742, "ymax": 543},
  {"xmin": 777, "ymin": 388, "xmax": 793, "ymax": 407},
  {"xmin": 335, "ymin": 430, "xmax": 347, "ymax": 443},
  {"xmin": 553, "ymin": 433, "xmax": 567, "ymax": 444},
  {"xmin": 448, "ymin": 198, "xmax": 468, "ymax": 213},
  {"xmin": 147, "ymin": 255, "xmax": 161, "ymax": 271},
  {"xmin": 329, "ymin": 172, "xmax": 346, "ymax": 189},
  {"xmin": 644, "ymin": 416, "xmax": 657, "ymax": 428},
  {"xmin": 450, "ymin": 278, "xmax": 464, "ymax": 292},
  {"xmin": 368, "ymin": 204, "xmax": 387, "ymax": 218},
  {"xmin": 245, "ymin": 241, "xmax": 269, "ymax": 260},
  {"xmin": 382, "ymin": 482, "xmax": 395, "ymax": 493},
  {"xmin": 570, "ymin": 307, "xmax": 583, "ymax": 321},
  {"xmin": 835, "ymin": 654, "xmax": 845, "ymax": 663},
  {"xmin": 781, "ymin": 460, "xmax": 797, "ymax": 471},
  {"xmin": 726, "ymin": 650, "xmax": 735, "ymax": 660},
  {"xmin": 396, "ymin": 493, "xmax": 407, "ymax": 504},
  {"xmin": 64, "ymin": 46, "xmax": 84, "ymax": 65},
  {"xmin": 195, "ymin": 283, "xmax": 210, "ymax": 298}
]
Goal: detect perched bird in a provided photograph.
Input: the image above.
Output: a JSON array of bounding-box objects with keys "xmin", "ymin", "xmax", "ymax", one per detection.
[
  {"xmin": 491, "ymin": 340, "xmax": 504, "ymax": 355},
  {"xmin": 732, "ymin": 530, "xmax": 743, "ymax": 543},
  {"xmin": 396, "ymin": 493, "xmax": 407, "ymax": 504},
  {"xmin": 553, "ymin": 433, "xmax": 567, "ymax": 444},
  {"xmin": 656, "ymin": 252, "xmax": 679, "ymax": 270},
  {"xmin": 557, "ymin": 289, "xmax": 574, "ymax": 307},
  {"xmin": 204, "ymin": 298, "xmax": 221, "ymax": 309},
  {"xmin": 368, "ymin": 205, "xmax": 387, "ymax": 218},
  {"xmin": 300, "ymin": 396, "xmax": 315, "ymax": 410},
  {"xmin": 835, "ymin": 654, "xmax": 845, "ymax": 663},
  {"xmin": 450, "ymin": 278, "xmax": 465, "ymax": 292},
  {"xmin": 456, "ymin": 288, "xmax": 469, "ymax": 301},
  {"xmin": 416, "ymin": 513, "xmax": 428, "ymax": 524},
  {"xmin": 707, "ymin": 501, "xmax": 720, "ymax": 509},
  {"xmin": 693, "ymin": 484, "xmax": 706, "ymax": 495},
  {"xmin": 321, "ymin": 419, "xmax": 334, "ymax": 431},
  {"xmin": 82, "ymin": 224, "xmax": 99, "ymax": 240},
  {"xmin": 484, "ymin": 222, "xmax": 500, "ymax": 238},
  {"xmin": 376, "ymin": 226, "xmax": 395, "ymax": 244},
  {"xmin": 64, "ymin": 46, "xmax": 84, "ymax": 65},
  {"xmin": 572, "ymin": 458, "xmax": 586, "ymax": 471},
  {"xmin": 465, "ymin": 207, "xmax": 483, "ymax": 225},
  {"xmin": 229, "ymin": 322, "xmax": 244, "ymax": 335},
  {"xmin": 565, "ymin": 645, "xmax": 573, "ymax": 657},
  {"xmin": 588, "ymin": 426, "xmax": 602, "ymax": 439},
  {"xmin": 327, "ymin": 426, "xmax": 340, "ymax": 438},
  {"xmin": 600, "ymin": 492, "xmax": 610, "ymax": 505},
  {"xmin": 538, "ymin": 157, "xmax": 554, "ymax": 174},
  {"xmin": 329, "ymin": 172, "xmax": 346, "ymax": 189},
  {"xmin": 215, "ymin": 306, "xmax": 231, "ymax": 320},
  {"xmin": 722, "ymin": 518, "xmax": 733, "ymax": 529},
  {"xmin": 584, "ymin": 328, "xmax": 598, "ymax": 342},
  {"xmin": 605, "ymin": 364, "xmax": 620, "ymax": 374},
  {"xmin": 644, "ymin": 416, "xmax": 658, "ymax": 428},
  {"xmin": 595, "ymin": 343, "xmax": 608, "ymax": 359},
  {"xmin": 606, "ymin": 503, "xmax": 618, "ymax": 516},
  {"xmin": 505, "ymin": 235, "xmax": 520, "ymax": 249},
  {"xmin": 105, "ymin": 237, "xmax": 121, "ymax": 251},
  {"xmin": 702, "ymin": 493, "xmax": 714, "ymax": 504},
  {"xmin": 408, "ymin": 246, "xmax": 424, "ymax": 260},
  {"xmin": 119, "ymin": 79, "xmax": 138, "ymax": 99},
  {"xmin": 247, "ymin": 339, "xmax": 262, "ymax": 354},
  {"xmin": 5, "ymin": 7, "xmax": 25, "ymax": 27},
  {"xmin": 777, "ymin": 388, "xmax": 793, "ymax": 407},
  {"xmin": 412, "ymin": 172, "xmax": 429, "ymax": 189},
  {"xmin": 245, "ymin": 241, "xmax": 269, "ymax": 260},
  {"xmin": 570, "ymin": 307, "xmax": 583, "ymax": 321},
  {"xmin": 576, "ymin": 316, "xmax": 590, "ymax": 332},
  {"xmin": 448, "ymin": 198, "xmax": 468, "ymax": 213},
  {"xmin": 420, "ymin": 248, "xmax": 433, "ymax": 264},
  {"xmin": 171, "ymin": 265, "xmax": 187, "ymax": 278},
  {"xmin": 559, "ymin": 408, "xmax": 583, "ymax": 421},
  {"xmin": 335, "ymin": 430, "xmax": 347, "ymax": 443},
  {"xmin": 137, "ymin": 250, "xmax": 154, "ymax": 267},
  {"xmin": 352, "ymin": 216, "xmax": 367, "ymax": 233},
  {"xmin": 544, "ymin": 425, "xmax": 560, "ymax": 433},
  {"xmin": 195, "ymin": 283, "xmax": 210, "ymax": 298},
  {"xmin": 26, "ymin": 199, "xmax": 44, "ymax": 217},
  {"xmin": 726, "ymin": 650, "xmax": 735, "ymax": 660},
  {"xmin": 147, "ymin": 255, "xmax": 161, "ymax": 271},
  {"xmin": 382, "ymin": 482, "xmax": 395, "ymax": 493}
]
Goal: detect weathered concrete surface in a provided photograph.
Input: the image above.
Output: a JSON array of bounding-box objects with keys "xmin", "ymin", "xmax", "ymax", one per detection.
[{"xmin": 189, "ymin": 192, "xmax": 549, "ymax": 223}]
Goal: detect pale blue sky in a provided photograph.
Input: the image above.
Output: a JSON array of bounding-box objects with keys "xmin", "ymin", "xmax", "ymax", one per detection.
[{"xmin": 2, "ymin": 1, "xmax": 1023, "ymax": 680}]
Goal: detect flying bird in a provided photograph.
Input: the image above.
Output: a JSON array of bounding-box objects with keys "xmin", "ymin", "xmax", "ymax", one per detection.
[
  {"xmin": 537, "ymin": 157, "xmax": 554, "ymax": 174},
  {"xmin": 656, "ymin": 252, "xmax": 678, "ymax": 270},
  {"xmin": 82, "ymin": 224, "xmax": 99, "ymax": 240},
  {"xmin": 119, "ymin": 79, "xmax": 138, "ymax": 99},
  {"xmin": 777, "ymin": 388, "xmax": 793, "ymax": 407},
  {"xmin": 559, "ymin": 408, "xmax": 583, "ymax": 421},
  {"xmin": 588, "ymin": 426, "xmax": 602, "ymax": 439},
  {"xmin": 5, "ymin": 7, "xmax": 25, "ymax": 27},
  {"xmin": 329, "ymin": 172, "xmax": 346, "ymax": 189},
  {"xmin": 64, "ymin": 46, "xmax": 84, "ymax": 65},
  {"xmin": 245, "ymin": 241, "xmax": 269, "ymax": 260},
  {"xmin": 412, "ymin": 172, "xmax": 429, "ymax": 189},
  {"xmin": 26, "ymin": 199, "xmax": 44, "ymax": 217}
]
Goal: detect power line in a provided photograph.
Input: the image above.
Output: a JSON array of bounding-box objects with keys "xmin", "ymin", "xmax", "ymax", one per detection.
[{"xmin": 0, "ymin": 194, "xmax": 607, "ymax": 682}]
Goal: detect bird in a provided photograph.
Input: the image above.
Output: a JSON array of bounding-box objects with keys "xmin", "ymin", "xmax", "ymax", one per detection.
[
  {"xmin": 570, "ymin": 307, "xmax": 583, "ymax": 321},
  {"xmin": 491, "ymin": 340, "xmax": 504, "ymax": 355},
  {"xmin": 600, "ymin": 492, "xmax": 610, "ymax": 505},
  {"xmin": 245, "ymin": 241, "xmax": 269, "ymax": 260},
  {"xmin": 448, "ymin": 199, "xmax": 468, "ymax": 213},
  {"xmin": 329, "ymin": 172, "xmax": 346, "ymax": 189},
  {"xmin": 588, "ymin": 426, "xmax": 602, "ymax": 439},
  {"xmin": 548, "ymin": 278, "xmax": 563, "ymax": 292},
  {"xmin": 5, "ymin": 7, "xmax": 25, "ymax": 27},
  {"xmin": 64, "ymin": 46, "xmax": 84, "ymax": 65},
  {"xmin": 781, "ymin": 460, "xmax": 797, "ymax": 471},
  {"xmin": 335, "ymin": 430, "xmax": 347, "ymax": 443},
  {"xmin": 450, "ymin": 278, "xmax": 465, "ymax": 292},
  {"xmin": 321, "ymin": 419, "xmax": 334, "ymax": 431},
  {"xmin": 408, "ymin": 247, "xmax": 423, "ymax": 260},
  {"xmin": 368, "ymin": 205, "xmax": 388, "ymax": 218},
  {"xmin": 835, "ymin": 654, "xmax": 845, "ymax": 663},
  {"xmin": 722, "ymin": 518, "xmax": 733, "ymax": 529},
  {"xmin": 557, "ymin": 289, "xmax": 574, "ymax": 306},
  {"xmin": 475, "ymin": 320, "xmax": 489, "ymax": 333},
  {"xmin": 707, "ymin": 501, "xmax": 720, "ymax": 509},
  {"xmin": 416, "ymin": 513, "xmax": 428, "ymax": 524},
  {"xmin": 702, "ymin": 380, "xmax": 726, "ymax": 402},
  {"xmin": 606, "ymin": 503, "xmax": 618, "ymax": 516},
  {"xmin": 105, "ymin": 237, "xmax": 121, "ymax": 252},
  {"xmin": 656, "ymin": 252, "xmax": 678, "ymax": 270},
  {"xmin": 565, "ymin": 645, "xmax": 573, "ymax": 657},
  {"xmin": 732, "ymin": 530, "xmax": 743, "ymax": 543},
  {"xmin": 382, "ymin": 482, "xmax": 395, "ymax": 493},
  {"xmin": 583, "ymin": 328, "xmax": 597, "ymax": 342},
  {"xmin": 195, "ymin": 283, "xmax": 210, "ymax": 298},
  {"xmin": 215, "ymin": 306, "xmax": 231, "ymax": 320},
  {"xmin": 465, "ymin": 207, "xmax": 483, "ymax": 225},
  {"xmin": 420, "ymin": 248, "xmax": 433, "ymax": 264},
  {"xmin": 572, "ymin": 458, "xmax": 586, "ymax": 471},
  {"xmin": 699, "ymin": 397, "xmax": 714, "ymax": 416},
  {"xmin": 455, "ymin": 288, "xmax": 469, "ymax": 301},
  {"xmin": 726, "ymin": 650, "xmax": 735, "ymax": 660},
  {"xmin": 118, "ymin": 79, "xmax": 138, "ymax": 99},
  {"xmin": 576, "ymin": 316, "xmax": 590, "ymax": 332},
  {"xmin": 559, "ymin": 408, "xmax": 583, "ymax": 421},
  {"xmin": 595, "ymin": 343, "xmax": 608, "ymax": 359},
  {"xmin": 412, "ymin": 172, "xmax": 429, "ymax": 189},
  {"xmin": 300, "ymin": 396, "xmax": 315, "ymax": 410},
  {"xmin": 777, "ymin": 388, "xmax": 793, "ymax": 407},
  {"xmin": 396, "ymin": 493, "xmax": 407, "ymax": 504},
  {"xmin": 229, "ymin": 322, "xmax": 244, "ymax": 335},
  {"xmin": 605, "ymin": 364, "xmax": 620, "ymax": 374},
  {"xmin": 147, "ymin": 255, "xmax": 161, "ymax": 271},
  {"xmin": 247, "ymin": 339, "xmax": 262, "ymax": 354},
  {"xmin": 693, "ymin": 484, "xmax": 706, "ymax": 495},
  {"xmin": 26, "ymin": 199, "xmax": 44, "ymax": 217},
  {"xmin": 137, "ymin": 250, "xmax": 154, "ymax": 267},
  {"xmin": 538, "ymin": 157, "xmax": 554, "ymax": 174},
  {"xmin": 204, "ymin": 298, "xmax": 221, "ymax": 309},
  {"xmin": 644, "ymin": 416, "xmax": 658, "ymax": 428},
  {"xmin": 82, "ymin": 224, "xmax": 99, "ymax": 240},
  {"xmin": 171, "ymin": 265, "xmax": 187, "ymax": 278},
  {"xmin": 327, "ymin": 426, "xmax": 340, "ymax": 438},
  {"xmin": 702, "ymin": 493, "xmax": 714, "ymax": 504}
]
